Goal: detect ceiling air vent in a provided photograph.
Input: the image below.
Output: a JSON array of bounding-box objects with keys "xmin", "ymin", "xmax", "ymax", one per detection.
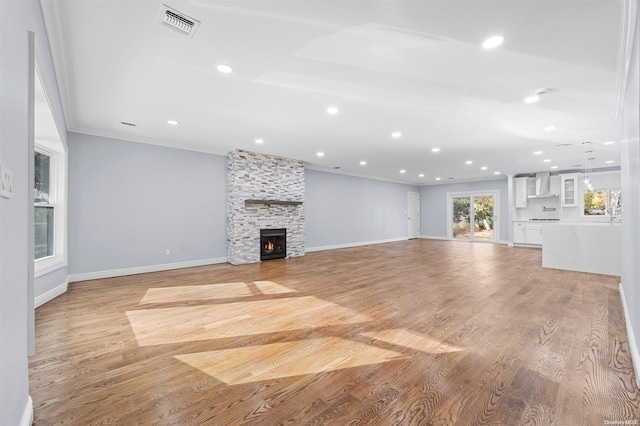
[{"xmin": 158, "ymin": 5, "xmax": 200, "ymax": 38}]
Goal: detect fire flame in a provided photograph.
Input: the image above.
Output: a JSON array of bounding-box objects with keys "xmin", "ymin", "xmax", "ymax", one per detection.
[{"xmin": 265, "ymin": 241, "xmax": 274, "ymax": 251}]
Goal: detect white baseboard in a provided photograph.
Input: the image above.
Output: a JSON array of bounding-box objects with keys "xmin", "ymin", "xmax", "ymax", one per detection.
[
  {"xmin": 68, "ymin": 257, "xmax": 228, "ymax": 283},
  {"xmin": 305, "ymin": 237, "xmax": 407, "ymax": 253},
  {"xmin": 619, "ymin": 282, "xmax": 640, "ymax": 389},
  {"xmin": 420, "ymin": 235, "xmax": 509, "ymax": 246},
  {"xmin": 35, "ymin": 280, "xmax": 68, "ymax": 308},
  {"xmin": 20, "ymin": 396, "xmax": 33, "ymax": 426}
]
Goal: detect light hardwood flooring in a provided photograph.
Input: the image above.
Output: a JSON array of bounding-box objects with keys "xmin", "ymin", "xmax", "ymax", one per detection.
[{"xmin": 29, "ymin": 239, "xmax": 640, "ymax": 425}]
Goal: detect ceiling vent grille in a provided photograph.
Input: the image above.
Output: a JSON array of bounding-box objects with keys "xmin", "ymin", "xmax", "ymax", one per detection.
[{"xmin": 159, "ymin": 5, "xmax": 200, "ymax": 38}]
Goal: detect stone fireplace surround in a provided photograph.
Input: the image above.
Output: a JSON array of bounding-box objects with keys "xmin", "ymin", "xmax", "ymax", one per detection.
[{"xmin": 226, "ymin": 149, "xmax": 305, "ymax": 265}]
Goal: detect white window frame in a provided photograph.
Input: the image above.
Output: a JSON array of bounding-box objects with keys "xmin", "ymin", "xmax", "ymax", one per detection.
[
  {"xmin": 580, "ymin": 171, "xmax": 622, "ymax": 220},
  {"xmin": 34, "ymin": 68, "xmax": 67, "ymax": 278}
]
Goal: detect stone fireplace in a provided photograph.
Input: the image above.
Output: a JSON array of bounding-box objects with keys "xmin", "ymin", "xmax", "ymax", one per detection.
[{"xmin": 226, "ymin": 149, "xmax": 305, "ymax": 265}]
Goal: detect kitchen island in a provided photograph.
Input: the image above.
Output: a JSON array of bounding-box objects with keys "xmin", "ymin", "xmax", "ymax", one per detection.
[{"xmin": 542, "ymin": 221, "xmax": 621, "ymax": 276}]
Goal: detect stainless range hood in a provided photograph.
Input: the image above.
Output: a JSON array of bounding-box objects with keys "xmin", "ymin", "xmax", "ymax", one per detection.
[{"xmin": 527, "ymin": 172, "xmax": 559, "ymax": 198}]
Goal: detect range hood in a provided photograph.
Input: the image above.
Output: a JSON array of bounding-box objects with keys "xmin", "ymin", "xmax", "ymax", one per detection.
[{"xmin": 527, "ymin": 172, "xmax": 559, "ymax": 198}]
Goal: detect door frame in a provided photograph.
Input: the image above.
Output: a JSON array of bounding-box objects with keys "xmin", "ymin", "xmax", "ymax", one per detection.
[
  {"xmin": 447, "ymin": 190, "xmax": 500, "ymax": 242},
  {"xmin": 407, "ymin": 192, "xmax": 420, "ymax": 239}
]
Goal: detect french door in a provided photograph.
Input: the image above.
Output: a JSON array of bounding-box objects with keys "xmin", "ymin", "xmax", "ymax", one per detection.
[{"xmin": 449, "ymin": 192, "xmax": 498, "ymax": 242}]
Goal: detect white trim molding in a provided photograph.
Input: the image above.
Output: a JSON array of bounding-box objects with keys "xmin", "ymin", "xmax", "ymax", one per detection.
[
  {"xmin": 619, "ymin": 282, "xmax": 640, "ymax": 389},
  {"xmin": 68, "ymin": 257, "xmax": 227, "ymax": 283},
  {"xmin": 35, "ymin": 280, "xmax": 68, "ymax": 308},
  {"xmin": 419, "ymin": 235, "xmax": 448, "ymax": 240},
  {"xmin": 20, "ymin": 396, "xmax": 33, "ymax": 426},
  {"xmin": 614, "ymin": 0, "xmax": 638, "ymax": 119},
  {"xmin": 305, "ymin": 237, "xmax": 407, "ymax": 253}
]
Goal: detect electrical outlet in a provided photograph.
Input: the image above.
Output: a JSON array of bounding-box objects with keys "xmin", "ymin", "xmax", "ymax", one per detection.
[
  {"xmin": 165, "ymin": 249, "xmax": 171, "ymax": 256},
  {"xmin": 0, "ymin": 165, "xmax": 13, "ymax": 199}
]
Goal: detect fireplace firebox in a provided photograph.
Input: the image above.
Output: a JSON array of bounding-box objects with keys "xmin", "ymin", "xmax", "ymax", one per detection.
[{"xmin": 260, "ymin": 228, "xmax": 286, "ymax": 261}]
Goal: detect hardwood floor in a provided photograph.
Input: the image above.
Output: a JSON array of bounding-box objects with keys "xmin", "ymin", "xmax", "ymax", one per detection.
[{"xmin": 29, "ymin": 239, "xmax": 640, "ymax": 425}]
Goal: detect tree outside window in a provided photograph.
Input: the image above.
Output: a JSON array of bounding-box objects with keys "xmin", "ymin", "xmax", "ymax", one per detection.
[{"xmin": 584, "ymin": 188, "xmax": 621, "ymax": 217}]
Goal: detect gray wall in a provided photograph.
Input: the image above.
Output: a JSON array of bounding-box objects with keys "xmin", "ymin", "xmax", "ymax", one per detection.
[
  {"xmin": 620, "ymin": 9, "xmax": 639, "ymax": 385},
  {"xmin": 305, "ymin": 169, "xmax": 419, "ymax": 248},
  {"xmin": 35, "ymin": 267, "xmax": 68, "ymax": 305},
  {"xmin": 420, "ymin": 178, "xmax": 509, "ymax": 241},
  {"xmin": 0, "ymin": 1, "xmax": 66, "ymax": 423},
  {"xmin": 68, "ymin": 133, "xmax": 227, "ymax": 275}
]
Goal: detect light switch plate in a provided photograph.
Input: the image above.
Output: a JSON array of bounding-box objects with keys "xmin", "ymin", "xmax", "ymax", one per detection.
[{"xmin": 0, "ymin": 164, "xmax": 14, "ymax": 199}]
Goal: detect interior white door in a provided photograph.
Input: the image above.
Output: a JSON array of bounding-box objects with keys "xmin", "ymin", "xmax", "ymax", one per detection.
[{"xmin": 408, "ymin": 192, "xmax": 420, "ymax": 239}]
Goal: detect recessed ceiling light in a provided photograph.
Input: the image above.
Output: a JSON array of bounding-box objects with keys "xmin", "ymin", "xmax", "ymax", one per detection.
[
  {"xmin": 436, "ymin": 177, "xmax": 441, "ymax": 181},
  {"xmin": 494, "ymin": 171, "xmax": 501, "ymax": 175},
  {"xmin": 550, "ymin": 166, "xmax": 558, "ymax": 169},
  {"xmin": 534, "ymin": 151, "xmax": 543, "ymax": 155},
  {"xmin": 481, "ymin": 166, "xmax": 488, "ymax": 170},
  {"xmin": 167, "ymin": 120, "xmax": 178, "ymax": 126},
  {"xmin": 327, "ymin": 106, "xmax": 339, "ymax": 115},
  {"xmin": 392, "ymin": 132, "xmax": 402, "ymax": 139},
  {"xmin": 544, "ymin": 125, "xmax": 557, "ymax": 131},
  {"xmin": 316, "ymin": 152, "xmax": 325, "ymax": 157},
  {"xmin": 543, "ymin": 159, "xmax": 551, "ymax": 163},
  {"xmin": 604, "ymin": 141, "xmax": 616, "ymax": 145},
  {"xmin": 399, "ymin": 169, "xmax": 406, "ymax": 174},
  {"xmin": 216, "ymin": 64, "xmax": 233, "ymax": 74},
  {"xmin": 482, "ymin": 35, "xmax": 505, "ymax": 49},
  {"xmin": 255, "ymin": 139, "xmax": 264, "ymax": 144},
  {"xmin": 524, "ymin": 95, "xmax": 540, "ymax": 104},
  {"xmin": 418, "ymin": 173, "xmax": 424, "ymax": 177},
  {"xmin": 359, "ymin": 161, "xmax": 366, "ymax": 166},
  {"xmin": 465, "ymin": 160, "xmax": 473, "ymax": 165},
  {"xmin": 605, "ymin": 160, "xmax": 614, "ymax": 164},
  {"xmin": 431, "ymin": 147, "xmax": 440, "ymax": 153}
]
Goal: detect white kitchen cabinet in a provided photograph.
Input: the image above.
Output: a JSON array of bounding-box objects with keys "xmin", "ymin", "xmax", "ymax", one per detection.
[
  {"xmin": 515, "ymin": 177, "xmax": 528, "ymax": 208},
  {"xmin": 561, "ymin": 174, "xmax": 578, "ymax": 207},
  {"xmin": 513, "ymin": 222, "xmax": 526, "ymax": 243},
  {"xmin": 525, "ymin": 224, "xmax": 543, "ymax": 245},
  {"xmin": 514, "ymin": 221, "xmax": 544, "ymax": 245}
]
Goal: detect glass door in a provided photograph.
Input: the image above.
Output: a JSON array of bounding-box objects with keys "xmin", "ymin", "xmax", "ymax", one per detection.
[
  {"xmin": 451, "ymin": 195, "xmax": 495, "ymax": 241},
  {"xmin": 452, "ymin": 197, "xmax": 471, "ymax": 239},
  {"xmin": 473, "ymin": 196, "xmax": 494, "ymax": 241}
]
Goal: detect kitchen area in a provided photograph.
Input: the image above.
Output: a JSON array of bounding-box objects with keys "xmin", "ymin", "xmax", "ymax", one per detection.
[{"xmin": 512, "ymin": 170, "xmax": 621, "ymax": 276}]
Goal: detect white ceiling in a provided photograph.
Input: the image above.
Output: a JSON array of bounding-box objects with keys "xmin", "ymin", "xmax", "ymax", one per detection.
[{"xmin": 41, "ymin": 0, "xmax": 626, "ymax": 184}]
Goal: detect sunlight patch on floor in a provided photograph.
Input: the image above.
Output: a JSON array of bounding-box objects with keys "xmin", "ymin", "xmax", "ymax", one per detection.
[
  {"xmin": 253, "ymin": 280, "xmax": 297, "ymax": 294},
  {"xmin": 126, "ymin": 296, "xmax": 371, "ymax": 346},
  {"xmin": 174, "ymin": 336, "xmax": 408, "ymax": 385},
  {"xmin": 361, "ymin": 328, "xmax": 464, "ymax": 354},
  {"xmin": 140, "ymin": 281, "xmax": 297, "ymax": 304}
]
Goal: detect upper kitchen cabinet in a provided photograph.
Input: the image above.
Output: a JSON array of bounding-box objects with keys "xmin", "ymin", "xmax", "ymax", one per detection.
[
  {"xmin": 561, "ymin": 174, "xmax": 579, "ymax": 207},
  {"xmin": 515, "ymin": 177, "xmax": 528, "ymax": 208}
]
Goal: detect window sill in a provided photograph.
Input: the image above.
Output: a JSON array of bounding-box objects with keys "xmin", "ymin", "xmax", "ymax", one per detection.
[{"xmin": 35, "ymin": 256, "xmax": 67, "ymax": 278}]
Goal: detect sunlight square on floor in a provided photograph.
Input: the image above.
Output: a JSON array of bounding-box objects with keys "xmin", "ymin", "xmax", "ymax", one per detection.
[{"xmin": 174, "ymin": 337, "xmax": 408, "ymax": 385}]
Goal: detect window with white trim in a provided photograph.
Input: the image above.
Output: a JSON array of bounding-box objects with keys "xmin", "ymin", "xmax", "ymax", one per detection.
[
  {"xmin": 581, "ymin": 172, "xmax": 622, "ymax": 218},
  {"xmin": 34, "ymin": 149, "xmax": 55, "ymax": 259},
  {"xmin": 33, "ymin": 66, "xmax": 67, "ymax": 277}
]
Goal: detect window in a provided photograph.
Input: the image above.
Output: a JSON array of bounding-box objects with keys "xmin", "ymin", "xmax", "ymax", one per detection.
[
  {"xmin": 582, "ymin": 172, "xmax": 622, "ymax": 218},
  {"xmin": 33, "ymin": 66, "xmax": 67, "ymax": 277},
  {"xmin": 34, "ymin": 150, "xmax": 55, "ymax": 259}
]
